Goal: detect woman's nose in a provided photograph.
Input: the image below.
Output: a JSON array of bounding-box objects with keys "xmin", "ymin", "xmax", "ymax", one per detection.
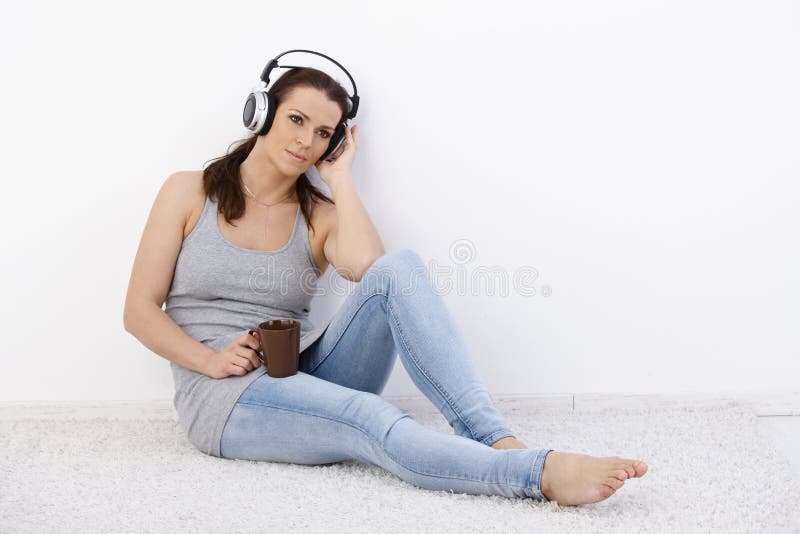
[{"xmin": 297, "ymin": 129, "xmax": 314, "ymax": 147}]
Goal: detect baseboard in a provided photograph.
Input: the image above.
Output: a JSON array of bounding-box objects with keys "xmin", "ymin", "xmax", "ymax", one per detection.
[
  {"xmin": 571, "ymin": 391, "xmax": 800, "ymax": 416},
  {"xmin": 385, "ymin": 391, "xmax": 800, "ymax": 416},
  {"xmin": 1, "ymin": 391, "xmax": 797, "ymax": 420}
]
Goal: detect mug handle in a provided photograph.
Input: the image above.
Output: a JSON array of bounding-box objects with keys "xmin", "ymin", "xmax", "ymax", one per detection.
[{"xmin": 248, "ymin": 329, "xmax": 264, "ymax": 362}]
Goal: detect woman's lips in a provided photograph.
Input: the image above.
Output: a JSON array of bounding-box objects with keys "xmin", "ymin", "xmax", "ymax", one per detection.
[{"xmin": 286, "ymin": 150, "xmax": 307, "ymax": 162}]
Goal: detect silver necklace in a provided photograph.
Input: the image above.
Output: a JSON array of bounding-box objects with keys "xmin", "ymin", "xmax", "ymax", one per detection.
[{"xmin": 241, "ymin": 181, "xmax": 296, "ymax": 238}]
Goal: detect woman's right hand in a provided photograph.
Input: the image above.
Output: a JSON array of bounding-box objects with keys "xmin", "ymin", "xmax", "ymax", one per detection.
[{"xmin": 203, "ymin": 332, "xmax": 262, "ymax": 379}]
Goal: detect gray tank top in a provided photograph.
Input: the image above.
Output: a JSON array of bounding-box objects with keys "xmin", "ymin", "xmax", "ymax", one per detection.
[{"xmin": 164, "ymin": 193, "xmax": 334, "ymax": 457}]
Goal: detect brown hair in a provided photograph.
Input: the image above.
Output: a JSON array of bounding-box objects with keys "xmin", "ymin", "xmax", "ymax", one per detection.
[{"xmin": 200, "ymin": 67, "xmax": 351, "ymax": 236}]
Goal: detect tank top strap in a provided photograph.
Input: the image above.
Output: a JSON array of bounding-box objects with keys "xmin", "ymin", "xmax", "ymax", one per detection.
[
  {"xmin": 180, "ymin": 195, "xmax": 217, "ymax": 246},
  {"xmin": 294, "ymin": 201, "xmax": 322, "ymax": 276},
  {"xmin": 184, "ymin": 194, "xmax": 316, "ymax": 273}
]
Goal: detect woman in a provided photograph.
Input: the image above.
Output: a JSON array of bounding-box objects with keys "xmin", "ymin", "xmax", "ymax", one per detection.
[{"xmin": 123, "ymin": 65, "xmax": 648, "ymax": 506}]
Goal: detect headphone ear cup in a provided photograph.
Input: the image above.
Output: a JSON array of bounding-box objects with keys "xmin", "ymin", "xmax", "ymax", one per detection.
[
  {"xmin": 320, "ymin": 123, "xmax": 346, "ymax": 161},
  {"xmin": 243, "ymin": 93, "xmax": 258, "ymax": 129},
  {"xmin": 243, "ymin": 90, "xmax": 278, "ymax": 136},
  {"xmin": 256, "ymin": 92, "xmax": 278, "ymax": 136}
]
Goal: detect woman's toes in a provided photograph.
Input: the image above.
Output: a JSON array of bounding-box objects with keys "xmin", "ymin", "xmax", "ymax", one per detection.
[
  {"xmin": 613, "ymin": 469, "xmax": 629, "ymax": 481},
  {"xmin": 605, "ymin": 477, "xmax": 625, "ymax": 492},
  {"xmin": 633, "ymin": 461, "xmax": 648, "ymax": 477},
  {"xmin": 618, "ymin": 458, "xmax": 649, "ymax": 478},
  {"xmin": 616, "ymin": 463, "xmax": 636, "ymax": 479},
  {"xmin": 609, "ymin": 477, "xmax": 625, "ymax": 490}
]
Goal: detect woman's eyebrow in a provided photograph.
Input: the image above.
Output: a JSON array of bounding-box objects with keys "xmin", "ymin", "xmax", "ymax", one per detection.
[{"xmin": 289, "ymin": 108, "xmax": 335, "ymax": 131}]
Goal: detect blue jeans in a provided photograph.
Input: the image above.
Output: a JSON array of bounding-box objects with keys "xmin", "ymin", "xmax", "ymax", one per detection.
[{"xmin": 219, "ymin": 249, "xmax": 554, "ymax": 500}]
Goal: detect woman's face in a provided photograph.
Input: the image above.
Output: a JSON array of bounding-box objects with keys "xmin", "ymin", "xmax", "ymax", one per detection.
[{"xmin": 266, "ymin": 86, "xmax": 343, "ymax": 175}]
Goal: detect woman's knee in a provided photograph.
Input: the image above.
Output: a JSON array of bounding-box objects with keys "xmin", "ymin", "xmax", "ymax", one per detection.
[
  {"xmin": 372, "ymin": 249, "xmax": 424, "ymax": 270},
  {"xmin": 360, "ymin": 249, "xmax": 428, "ymax": 295}
]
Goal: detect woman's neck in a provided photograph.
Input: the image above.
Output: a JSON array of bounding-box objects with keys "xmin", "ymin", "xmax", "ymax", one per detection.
[{"xmin": 240, "ymin": 149, "xmax": 298, "ymax": 204}]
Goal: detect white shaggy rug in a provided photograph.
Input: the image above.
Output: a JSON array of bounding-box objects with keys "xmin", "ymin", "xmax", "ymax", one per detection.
[{"xmin": 1, "ymin": 399, "xmax": 798, "ymax": 533}]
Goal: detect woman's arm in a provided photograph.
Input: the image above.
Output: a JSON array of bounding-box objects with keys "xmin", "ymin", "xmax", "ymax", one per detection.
[
  {"xmin": 316, "ymin": 125, "xmax": 385, "ymax": 282},
  {"xmin": 124, "ymin": 300, "xmax": 214, "ymax": 374},
  {"xmin": 325, "ymin": 174, "xmax": 386, "ymax": 282},
  {"xmin": 123, "ymin": 171, "xmax": 214, "ymax": 375}
]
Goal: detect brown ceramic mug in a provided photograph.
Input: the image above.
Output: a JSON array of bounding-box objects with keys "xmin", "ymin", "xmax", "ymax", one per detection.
[{"xmin": 248, "ymin": 319, "xmax": 301, "ymax": 378}]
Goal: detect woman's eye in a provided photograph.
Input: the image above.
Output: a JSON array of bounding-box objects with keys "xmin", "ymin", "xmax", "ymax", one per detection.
[{"xmin": 290, "ymin": 114, "xmax": 329, "ymax": 139}]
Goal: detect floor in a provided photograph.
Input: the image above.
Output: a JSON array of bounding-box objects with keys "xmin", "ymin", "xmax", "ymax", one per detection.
[
  {"xmin": 756, "ymin": 415, "xmax": 800, "ymax": 479},
  {"xmin": 1, "ymin": 399, "xmax": 798, "ymax": 481},
  {"xmin": 4, "ymin": 403, "xmax": 799, "ymax": 532}
]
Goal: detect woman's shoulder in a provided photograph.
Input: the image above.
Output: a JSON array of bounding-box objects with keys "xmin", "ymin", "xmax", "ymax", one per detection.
[
  {"xmin": 167, "ymin": 169, "xmax": 205, "ymax": 194},
  {"xmin": 166, "ymin": 170, "xmax": 208, "ymax": 240}
]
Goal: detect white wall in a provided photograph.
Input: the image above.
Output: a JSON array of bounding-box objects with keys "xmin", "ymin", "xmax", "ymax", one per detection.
[{"xmin": 1, "ymin": 0, "xmax": 797, "ymax": 401}]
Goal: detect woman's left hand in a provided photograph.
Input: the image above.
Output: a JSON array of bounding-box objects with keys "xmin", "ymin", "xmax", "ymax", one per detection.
[{"xmin": 315, "ymin": 124, "xmax": 359, "ymax": 188}]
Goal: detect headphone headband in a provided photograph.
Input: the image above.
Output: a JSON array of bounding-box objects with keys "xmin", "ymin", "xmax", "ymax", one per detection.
[
  {"xmin": 242, "ymin": 49, "xmax": 359, "ymax": 162},
  {"xmin": 258, "ymin": 49, "xmax": 360, "ymax": 120}
]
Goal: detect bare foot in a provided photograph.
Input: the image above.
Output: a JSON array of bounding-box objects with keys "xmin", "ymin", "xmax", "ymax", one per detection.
[
  {"xmin": 540, "ymin": 451, "xmax": 648, "ymax": 506},
  {"xmin": 491, "ymin": 436, "xmax": 528, "ymax": 450}
]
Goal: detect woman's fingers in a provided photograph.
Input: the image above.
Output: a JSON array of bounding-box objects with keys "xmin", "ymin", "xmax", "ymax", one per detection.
[{"xmin": 234, "ymin": 348, "xmax": 261, "ymax": 370}]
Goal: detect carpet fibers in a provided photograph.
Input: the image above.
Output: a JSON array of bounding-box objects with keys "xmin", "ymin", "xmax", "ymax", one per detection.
[{"xmin": 1, "ymin": 399, "xmax": 798, "ymax": 533}]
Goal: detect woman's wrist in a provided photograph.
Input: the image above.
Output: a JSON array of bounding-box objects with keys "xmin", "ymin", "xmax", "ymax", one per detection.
[{"xmin": 327, "ymin": 173, "xmax": 355, "ymax": 197}]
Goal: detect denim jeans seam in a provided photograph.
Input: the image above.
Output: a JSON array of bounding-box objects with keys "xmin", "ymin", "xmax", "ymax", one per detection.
[
  {"xmin": 386, "ymin": 297, "xmax": 481, "ymax": 443},
  {"xmin": 307, "ymin": 289, "xmax": 386, "ymax": 374},
  {"xmin": 528, "ymin": 448, "xmax": 553, "ymax": 500},
  {"xmin": 234, "ymin": 400, "xmax": 530, "ymax": 491},
  {"xmin": 481, "ymin": 429, "xmax": 516, "ymax": 447}
]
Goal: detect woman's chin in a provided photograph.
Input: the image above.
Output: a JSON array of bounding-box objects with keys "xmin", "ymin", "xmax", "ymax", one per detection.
[
  {"xmin": 274, "ymin": 159, "xmax": 307, "ymax": 176},
  {"xmin": 280, "ymin": 156, "xmax": 313, "ymax": 173},
  {"xmin": 288, "ymin": 163, "xmax": 311, "ymax": 175}
]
